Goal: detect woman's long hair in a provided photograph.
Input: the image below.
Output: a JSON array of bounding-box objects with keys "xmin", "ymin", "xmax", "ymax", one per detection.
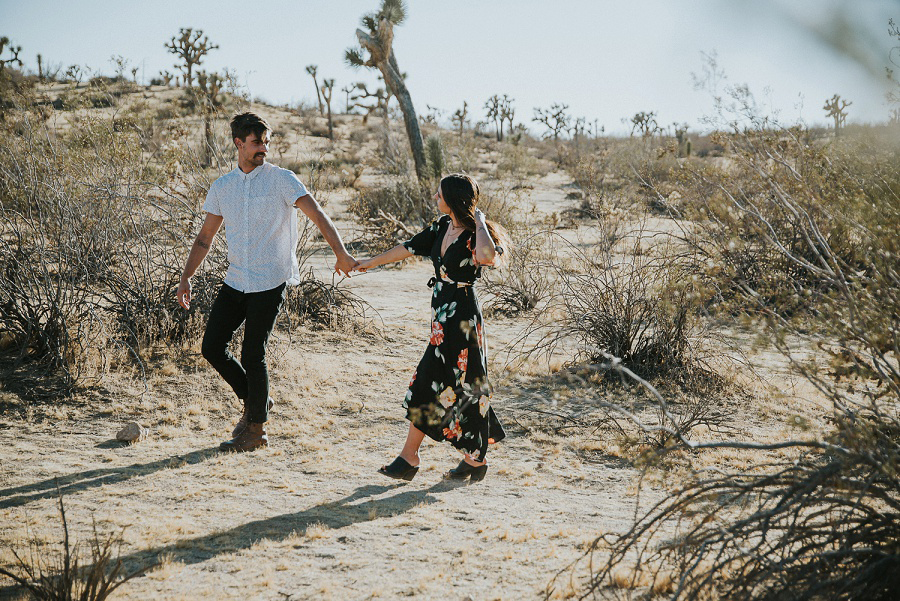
[{"xmin": 440, "ymin": 173, "xmax": 510, "ymax": 259}]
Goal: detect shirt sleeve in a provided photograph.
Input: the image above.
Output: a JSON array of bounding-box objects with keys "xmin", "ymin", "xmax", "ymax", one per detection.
[
  {"xmin": 403, "ymin": 219, "xmax": 441, "ymax": 257},
  {"xmin": 201, "ymin": 182, "xmax": 221, "ymax": 216},
  {"xmin": 281, "ymin": 168, "xmax": 309, "ymax": 207}
]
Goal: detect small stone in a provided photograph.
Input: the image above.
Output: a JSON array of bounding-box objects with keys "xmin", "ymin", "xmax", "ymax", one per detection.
[{"xmin": 116, "ymin": 422, "xmax": 147, "ymax": 443}]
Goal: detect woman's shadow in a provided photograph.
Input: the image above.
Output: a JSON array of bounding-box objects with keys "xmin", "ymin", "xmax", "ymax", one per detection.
[{"xmin": 108, "ymin": 479, "xmax": 464, "ymax": 575}]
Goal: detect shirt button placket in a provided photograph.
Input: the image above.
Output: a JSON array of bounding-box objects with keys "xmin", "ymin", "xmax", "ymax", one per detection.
[{"xmin": 244, "ymin": 178, "xmax": 250, "ymax": 292}]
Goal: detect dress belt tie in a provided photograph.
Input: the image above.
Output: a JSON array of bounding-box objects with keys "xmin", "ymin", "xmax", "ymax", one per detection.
[{"xmin": 427, "ymin": 277, "xmax": 473, "ymax": 288}]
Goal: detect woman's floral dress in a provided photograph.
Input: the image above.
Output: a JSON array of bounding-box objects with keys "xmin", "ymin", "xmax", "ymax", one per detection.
[{"xmin": 402, "ymin": 215, "xmax": 505, "ymax": 462}]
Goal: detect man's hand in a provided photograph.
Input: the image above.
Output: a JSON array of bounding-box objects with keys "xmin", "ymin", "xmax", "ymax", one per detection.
[
  {"xmin": 176, "ymin": 278, "xmax": 192, "ymax": 310},
  {"xmin": 335, "ymin": 253, "xmax": 358, "ymax": 277}
]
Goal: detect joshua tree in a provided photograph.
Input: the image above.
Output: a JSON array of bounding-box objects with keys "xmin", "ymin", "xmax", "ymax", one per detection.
[
  {"xmin": 158, "ymin": 70, "xmax": 174, "ymax": 86},
  {"xmin": 0, "ymin": 37, "xmax": 22, "ymax": 78},
  {"xmin": 306, "ymin": 64, "xmax": 324, "ymax": 115},
  {"xmin": 451, "ymin": 101, "xmax": 469, "ymax": 137},
  {"xmin": 65, "ymin": 64, "xmax": 83, "ymax": 85},
  {"xmin": 341, "ymin": 84, "xmax": 355, "ymax": 113},
  {"xmin": 110, "ymin": 54, "xmax": 129, "ymax": 81},
  {"xmin": 673, "ymin": 122, "xmax": 691, "ymax": 156},
  {"xmin": 321, "ymin": 78, "xmax": 335, "ymax": 139},
  {"xmin": 501, "ymin": 96, "xmax": 515, "ymax": 138},
  {"xmin": 485, "ymin": 94, "xmax": 504, "ymax": 141},
  {"xmin": 197, "ymin": 70, "xmax": 226, "ymax": 166},
  {"xmin": 349, "ymin": 81, "xmax": 389, "ymax": 125},
  {"xmin": 130, "ymin": 66, "xmax": 139, "ymax": 83},
  {"xmin": 345, "ymin": 0, "xmax": 427, "ymax": 182},
  {"xmin": 165, "ymin": 28, "xmax": 218, "ymax": 89},
  {"xmin": 36, "ymin": 53, "xmax": 43, "ymax": 82},
  {"xmin": 532, "ymin": 103, "xmax": 570, "ymax": 141},
  {"xmin": 630, "ymin": 110, "xmax": 659, "ymax": 137},
  {"xmin": 823, "ymin": 94, "xmax": 851, "ymax": 134},
  {"xmin": 425, "ymin": 134, "xmax": 444, "ymax": 180}
]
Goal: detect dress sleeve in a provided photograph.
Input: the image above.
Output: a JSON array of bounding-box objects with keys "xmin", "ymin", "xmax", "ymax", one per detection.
[{"xmin": 403, "ymin": 219, "xmax": 441, "ymax": 257}]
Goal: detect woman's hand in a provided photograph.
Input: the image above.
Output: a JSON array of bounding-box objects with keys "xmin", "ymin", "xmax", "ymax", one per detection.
[{"xmin": 353, "ymin": 258, "xmax": 375, "ymax": 273}]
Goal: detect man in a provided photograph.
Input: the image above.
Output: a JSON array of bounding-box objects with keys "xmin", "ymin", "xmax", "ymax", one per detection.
[{"xmin": 176, "ymin": 112, "xmax": 357, "ymax": 452}]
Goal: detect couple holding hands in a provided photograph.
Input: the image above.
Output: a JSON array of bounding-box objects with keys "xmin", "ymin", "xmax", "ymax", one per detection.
[{"xmin": 176, "ymin": 112, "xmax": 505, "ymax": 482}]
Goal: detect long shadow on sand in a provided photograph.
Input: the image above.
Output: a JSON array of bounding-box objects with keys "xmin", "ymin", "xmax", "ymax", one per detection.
[
  {"xmin": 0, "ymin": 447, "xmax": 221, "ymax": 509},
  {"xmin": 108, "ymin": 481, "xmax": 462, "ymax": 574}
]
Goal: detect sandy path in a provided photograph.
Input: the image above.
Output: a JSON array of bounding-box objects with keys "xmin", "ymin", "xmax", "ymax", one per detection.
[{"xmin": 0, "ymin": 182, "xmax": 658, "ymax": 600}]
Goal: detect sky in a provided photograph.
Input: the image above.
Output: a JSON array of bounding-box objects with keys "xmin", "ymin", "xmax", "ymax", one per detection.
[{"xmin": 3, "ymin": 0, "xmax": 898, "ymax": 135}]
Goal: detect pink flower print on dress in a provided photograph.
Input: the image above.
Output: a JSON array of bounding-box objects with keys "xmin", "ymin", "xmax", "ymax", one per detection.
[
  {"xmin": 429, "ymin": 321, "xmax": 444, "ymax": 346},
  {"xmin": 457, "ymin": 348, "xmax": 468, "ymax": 372},
  {"xmin": 443, "ymin": 419, "xmax": 462, "ymax": 440}
]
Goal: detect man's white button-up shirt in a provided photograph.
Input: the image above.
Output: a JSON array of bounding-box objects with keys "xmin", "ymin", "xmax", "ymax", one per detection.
[{"xmin": 202, "ymin": 162, "xmax": 309, "ymax": 293}]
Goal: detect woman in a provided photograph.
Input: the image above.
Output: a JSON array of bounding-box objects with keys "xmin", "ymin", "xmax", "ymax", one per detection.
[{"xmin": 354, "ymin": 173, "xmax": 507, "ymax": 482}]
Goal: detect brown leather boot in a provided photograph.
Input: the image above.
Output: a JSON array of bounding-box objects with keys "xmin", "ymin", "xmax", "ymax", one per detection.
[
  {"xmin": 231, "ymin": 397, "xmax": 274, "ymax": 438},
  {"xmin": 220, "ymin": 422, "xmax": 268, "ymax": 452}
]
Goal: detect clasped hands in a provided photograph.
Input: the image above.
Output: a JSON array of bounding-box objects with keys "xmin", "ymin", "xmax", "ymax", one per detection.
[{"xmin": 334, "ymin": 254, "xmax": 375, "ymax": 276}]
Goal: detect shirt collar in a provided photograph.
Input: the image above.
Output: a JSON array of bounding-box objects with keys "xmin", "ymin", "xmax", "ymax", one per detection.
[{"xmin": 237, "ymin": 162, "xmax": 267, "ymax": 181}]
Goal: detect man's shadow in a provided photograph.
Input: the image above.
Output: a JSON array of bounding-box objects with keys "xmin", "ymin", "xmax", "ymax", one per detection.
[
  {"xmin": 0, "ymin": 447, "xmax": 221, "ymax": 509},
  {"xmin": 109, "ymin": 480, "xmax": 462, "ymax": 577}
]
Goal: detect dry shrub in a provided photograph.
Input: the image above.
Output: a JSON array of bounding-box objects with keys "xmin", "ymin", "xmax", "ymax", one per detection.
[
  {"xmin": 0, "ymin": 488, "xmax": 154, "ymax": 600},
  {"xmin": 503, "ymin": 219, "xmax": 730, "ymax": 450},
  {"xmin": 347, "ymin": 178, "xmax": 436, "ymax": 252},
  {"xmin": 521, "ymin": 223, "xmax": 713, "ymax": 387},
  {"xmin": 561, "ymin": 123, "xmax": 900, "ymax": 601},
  {"xmin": 0, "ymin": 93, "xmax": 222, "ymax": 394},
  {"xmin": 483, "ymin": 227, "xmax": 555, "ymax": 317},
  {"xmin": 675, "ymin": 125, "xmax": 895, "ymax": 317},
  {"xmin": 282, "ymin": 268, "xmax": 375, "ymax": 332}
]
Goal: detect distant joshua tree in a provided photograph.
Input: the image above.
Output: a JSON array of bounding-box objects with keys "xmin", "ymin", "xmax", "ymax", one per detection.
[
  {"xmin": 36, "ymin": 53, "xmax": 44, "ymax": 82},
  {"xmin": 485, "ymin": 94, "xmax": 514, "ymax": 141},
  {"xmin": 823, "ymin": 94, "xmax": 851, "ymax": 135},
  {"xmin": 306, "ymin": 65, "xmax": 324, "ymax": 115},
  {"xmin": 341, "ymin": 84, "xmax": 355, "ymax": 113},
  {"xmin": 65, "ymin": 64, "xmax": 83, "ymax": 86},
  {"xmin": 197, "ymin": 70, "xmax": 226, "ymax": 166},
  {"xmin": 165, "ymin": 28, "xmax": 218, "ymax": 89},
  {"xmin": 630, "ymin": 110, "xmax": 659, "ymax": 137},
  {"xmin": 451, "ymin": 101, "xmax": 469, "ymax": 137},
  {"xmin": 533, "ymin": 103, "xmax": 570, "ymax": 141},
  {"xmin": 674, "ymin": 122, "xmax": 692, "ymax": 156},
  {"xmin": 159, "ymin": 70, "xmax": 174, "ymax": 86},
  {"xmin": 501, "ymin": 96, "xmax": 515, "ymax": 138},
  {"xmin": 0, "ymin": 37, "xmax": 22, "ymax": 78},
  {"xmin": 349, "ymin": 81, "xmax": 389, "ymax": 125},
  {"xmin": 321, "ymin": 78, "xmax": 335, "ymax": 139},
  {"xmin": 346, "ymin": 0, "xmax": 427, "ymax": 182}
]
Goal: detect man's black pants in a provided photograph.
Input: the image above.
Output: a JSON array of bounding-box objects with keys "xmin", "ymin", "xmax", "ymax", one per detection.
[{"xmin": 201, "ymin": 282, "xmax": 286, "ymax": 423}]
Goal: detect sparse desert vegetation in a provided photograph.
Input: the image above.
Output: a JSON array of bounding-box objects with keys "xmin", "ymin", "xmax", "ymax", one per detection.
[{"xmin": 1, "ymin": 6, "xmax": 899, "ymax": 601}]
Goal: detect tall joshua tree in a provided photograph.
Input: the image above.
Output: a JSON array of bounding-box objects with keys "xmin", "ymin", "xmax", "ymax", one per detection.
[
  {"xmin": 306, "ymin": 64, "xmax": 324, "ymax": 115},
  {"xmin": 321, "ymin": 78, "xmax": 335, "ymax": 139},
  {"xmin": 165, "ymin": 28, "xmax": 218, "ymax": 89},
  {"xmin": 823, "ymin": 94, "xmax": 851, "ymax": 135},
  {"xmin": 345, "ymin": 0, "xmax": 427, "ymax": 182}
]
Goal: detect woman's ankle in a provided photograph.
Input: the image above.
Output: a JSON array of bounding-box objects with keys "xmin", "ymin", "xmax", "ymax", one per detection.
[{"xmin": 399, "ymin": 452, "xmax": 419, "ymax": 466}]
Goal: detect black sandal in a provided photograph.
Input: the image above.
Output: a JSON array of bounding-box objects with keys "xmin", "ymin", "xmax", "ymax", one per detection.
[
  {"xmin": 446, "ymin": 459, "xmax": 488, "ymax": 482},
  {"xmin": 378, "ymin": 456, "xmax": 419, "ymax": 481}
]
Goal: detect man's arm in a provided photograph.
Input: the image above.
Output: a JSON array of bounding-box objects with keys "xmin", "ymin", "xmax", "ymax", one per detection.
[
  {"xmin": 294, "ymin": 193, "xmax": 357, "ymax": 276},
  {"xmin": 176, "ymin": 213, "xmax": 224, "ymax": 309}
]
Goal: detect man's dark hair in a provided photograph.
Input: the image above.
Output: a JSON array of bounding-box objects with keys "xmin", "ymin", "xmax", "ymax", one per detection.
[{"xmin": 230, "ymin": 112, "xmax": 270, "ymax": 142}]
